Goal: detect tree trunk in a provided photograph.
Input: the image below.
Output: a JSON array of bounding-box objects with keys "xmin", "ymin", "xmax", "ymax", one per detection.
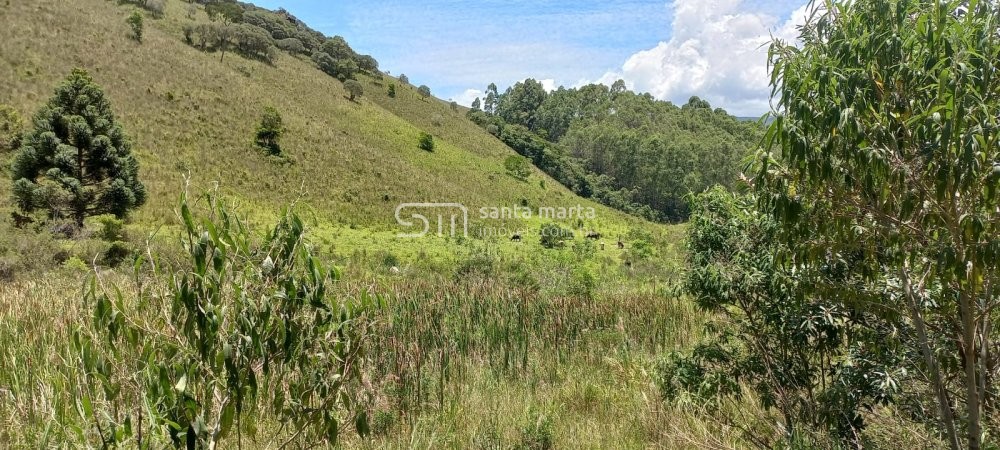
[
  {"xmin": 900, "ymin": 267, "xmax": 961, "ymax": 450},
  {"xmin": 959, "ymin": 290, "xmax": 982, "ymax": 450}
]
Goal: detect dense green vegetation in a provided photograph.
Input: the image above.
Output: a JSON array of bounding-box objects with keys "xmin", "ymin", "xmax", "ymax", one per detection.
[
  {"xmin": 468, "ymin": 80, "xmax": 759, "ymax": 221},
  {"xmin": 11, "ymin": 69, "xmax": 147, "ymax": 226},
  {"xmin": 1, "ymin": 0, "xmax": 997, "ymax": 448},
  {"xmin": 663, "ymin": 1, "xmax": 1000, "ymax": 448}
]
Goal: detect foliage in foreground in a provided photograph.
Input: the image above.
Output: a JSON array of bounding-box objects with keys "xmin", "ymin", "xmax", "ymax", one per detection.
[
  {"xmin": 760, "ymin": 1, "xmax": 1000, "ymax": 448},
  {"xmin": 665, "ymin": 2, "xmax": 1000, "ymax": 449},
  {"xmin": 73, "ymin": 192, "xmax": 373, "ymax": 447},
  {"xmin": 660, "ymin": 188, "xmax": 905, "ymax": 448}
]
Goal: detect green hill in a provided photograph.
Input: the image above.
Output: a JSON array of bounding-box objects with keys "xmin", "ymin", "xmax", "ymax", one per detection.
[
  {"xmin": 0, "ymin": 0, "xmax": 678, "ymax": 270},
  {"xmin": 0, "ymin": 1, "xmax": 708, "ymax": 448}
]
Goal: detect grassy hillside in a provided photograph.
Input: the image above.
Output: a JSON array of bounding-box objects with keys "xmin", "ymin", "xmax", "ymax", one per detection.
[
  {"xmin": 0, "ymin": 0, "xmax": 677, "ymax": 269},
  {"xmin": 0, "ymin": 1, "xmax": 728, "ymax": 449}
]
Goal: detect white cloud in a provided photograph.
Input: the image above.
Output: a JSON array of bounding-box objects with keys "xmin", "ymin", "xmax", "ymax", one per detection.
[
  {"xmin": 539, "ymin": 79, "xmax": 557, "ymax": 92},
  {"xmin": 595, "ymin": 0, "xmax": 812, "ymax": 116},
  {"xmin": 453, "ymin": 88, "xmax": 484, "ymax": 107}
]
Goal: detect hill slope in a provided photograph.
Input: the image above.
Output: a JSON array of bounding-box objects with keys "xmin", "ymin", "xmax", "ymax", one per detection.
[{"xmin": 0, "ymin": 0, "xmax": 677, "ymax": 266}]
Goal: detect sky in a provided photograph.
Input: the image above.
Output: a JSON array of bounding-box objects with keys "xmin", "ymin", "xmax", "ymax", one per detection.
[{"xmin": 247, "ymin": 0, "xmax": 811, "ymax": 117}]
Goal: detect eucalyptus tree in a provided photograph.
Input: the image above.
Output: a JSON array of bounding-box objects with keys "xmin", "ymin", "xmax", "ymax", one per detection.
[{"xmin": 760, "ymin": 1, "xmax": 1000, "ymax": 448}]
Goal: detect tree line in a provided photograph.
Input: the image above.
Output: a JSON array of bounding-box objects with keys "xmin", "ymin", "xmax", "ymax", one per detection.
[
  {"xmin": 177, "ymin": 0, "xmax": 378, "ymax": 80},
  {"xmin": 467, "ymin": 80, "xmax": 759, "ymax": 221}
]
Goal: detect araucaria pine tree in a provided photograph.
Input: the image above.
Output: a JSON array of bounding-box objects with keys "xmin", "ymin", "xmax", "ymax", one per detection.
[{"xmin": 11, "ymin": 69, "xmax": 147, "ymax": 226}]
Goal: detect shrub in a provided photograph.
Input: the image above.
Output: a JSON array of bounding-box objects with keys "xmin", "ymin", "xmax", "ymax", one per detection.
[
  {"xmin": 518, "ymin": 411, "xmax": 554, "ymax": 450},
  {"xmin": 127, "ymin": 10, "xmax": 144, "ymax": 42},
  {"xmin": 62, "ymin": 256, "xmax": 89, "ymax": 272},
  {"xmin": 387, "ymin": 83, "xmax": 396, "ymax": 98},
  {"xmin": 275, "ymin": 37, "xmax": 305, "ymax": 54},
  {"xmin": 417, "ymin": 85, "xmax": 431, "ymax": 100},
  {"xmin": 398, "ymin": 73, "xmax": 409, "ymax": 85},
  {"xmin": 75, "ymin": 193, "xmax": 372, "ymax": 447},
  {"xmin": 370, "ymin": 410, "xmax": 395, "ymax": 437},
  {"xmin": 539, "ymin": 222, "xmax": 571, "ymax": 249},
  {"xmin": 102, "ymin": 241, "xmax": 131, "ymax": 267},
  {"xmin": 143, "ymin": 0, "xmax": 165, "ymax": 17},
  {"xmin": 255, "ymin": 106, "xmax": 284, "ymax": 155},
  {"xmin": 504, "ymin": 155, "xmax": 532, "ymax": 180},
  {"xmin": 454, "ymin": 252, "xmax": 496, "ymax": 279},
  {"xmin": 450, "ymin": 101, "xmax": 459, "ymax": 112},
  {"xmin": 0, "ymin": 104, "xmax": 22, "ymax": 152},
  {"xmin": 93, "ymin": 215, "xmax": 126, "ymax": 242},
  {"xmin": 344, "ymin": 79, "xmax": 363, "ymax": 101},
  {"xmin": 417, "ymin": 132, "xmax": 434, "ymax": 151}
]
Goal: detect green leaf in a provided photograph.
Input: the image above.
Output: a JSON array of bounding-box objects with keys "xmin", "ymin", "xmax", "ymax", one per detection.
[
  {"xmin": 356, "ymin": 411, "xmax": 370, "ymax": 438},
  {"xmin": 218, "ymin": 401, "xmax": 236, "ymax": 439}
]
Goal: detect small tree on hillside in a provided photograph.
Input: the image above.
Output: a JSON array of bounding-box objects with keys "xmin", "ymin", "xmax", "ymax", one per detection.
[
  {"xmin": 11, "ymin": 69, "xmax": 147, "ymax": 226},
  {"xmin": 0, "ymin": 104, "xmax": 23, "ymax": 152},
  {"xmin": 398, "ymin": 74, "xmax": 409, "ymax": 85},
  {"xmin": 417, "ymin": 132, "xmax": 434, "ymax": 151},
  {"xmin": 504, "ymin": 155, "xmax": 531, "ymax": 180},
  {"xmin": 417, "ymin": 85, "xmax": 431, "ymax": 100},
  {"xmin": 255, "ymin": 106, "xmax": 284, "ymax": 155},
  {"xmin": 387, "ymin": 83, "xmax": 396, "ymax": 98},
  {"xmin": 127, "ymin": 11, "xmax": 144, "ymax": 42},
  {"xmin": 450, "ymin": 101, "xmax": 458, "ymax": 112},
  {"xmin": 471, "ymin": 97, "xmax": 481, "ymax": 111},
  {"xmin": 344, "ymin": 80, "xmax": 363, "ymax": 101}
]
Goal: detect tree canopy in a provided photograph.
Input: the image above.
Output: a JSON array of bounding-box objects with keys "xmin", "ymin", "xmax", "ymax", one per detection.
[
  {"xmin": 756, "ymin": 2, "xmax": 1000, "ymax": 448},
  {"xmin": 468, "ymin": 79, "xmax": 757, "ymax": 221},
  {"xmin": 11, "ymin": 69, "xmax": 146, "ymax": 225}
]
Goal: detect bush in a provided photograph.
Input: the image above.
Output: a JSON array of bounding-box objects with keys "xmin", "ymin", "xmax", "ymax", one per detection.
[
  {"xmin": 143, "ymin": 0, "xmax": 165, "ymax": 17},
  {"xmin": 387, "ymin": 83, "xmax": 396, "ymax": 98},
  {"xmin": 455, "ymin": 252, "xmax": 496, "ymax": 279},
  {"xmin": 417, "ymin": 85, "xmax": 431, "ymax": 100},
  {"xmin": 102, "ymin": 241, "xmax": 131, "ymax": 267},
  {"xmin": 127, "ymin": 11, "xmax": 144, "ymax": 42},
  {"xmin": 539, "ymin": 222, "xmax": 572, "ymax": 249},
  {"xmin": 256, "ymin": 106, "xmax": 284, "ymax": 155},
  {"xmin": 275, "ymin": 37, "xmax": 306, "ymax": 54},
  {"xmin": 74, "ymin": 193, "xmax": 372, "ymax": 447},
  {"xmin": 417, "ymin": 132, "xmax": 434, "ymax": 151},
  {"xmin": 63, "ymin": 256, "xmax": 89, "ymax": 273},
  {"xmin": 398, "ymin": 73, "xmax": 409, "ymax": 85},
  {"xmin": 344, "ymin": 79, "xmax": 363, "ymax": 101},
  {"xmin": 93, "ymin": 215, "xmax": 126, "ymax": 242},
  {"xmin": 518, "ymin": 411, "xmax": 553, "ymax": 450},
  {"xmin": 504, "ymin": 155, "xmax": 532, "ymax": 180},
  {"xmin": 0, "ymin": 104, "xmax": 22, "ymax": 152}
]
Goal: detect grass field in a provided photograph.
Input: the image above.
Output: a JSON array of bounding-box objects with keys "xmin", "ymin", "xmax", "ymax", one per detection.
[
  {"xmin": 0, "ymin": 0, "xmax": 947, "ymax": 448},
  {"xmin": 0, "ymin": 0, "xmax": 722, "ymax": 448}
]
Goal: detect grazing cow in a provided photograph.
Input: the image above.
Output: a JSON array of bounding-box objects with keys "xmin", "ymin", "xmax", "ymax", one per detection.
[
  {"xmin": 510, "ymin": 233, "xmax": 522, "ymax": 242},
  {"xmin": 585, "ymin": 231, "xmax": 601, "ymax": 240}
]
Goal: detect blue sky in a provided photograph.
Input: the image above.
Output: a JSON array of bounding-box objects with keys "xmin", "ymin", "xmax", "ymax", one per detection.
[{"xmin": 247, "ymin": 0, "xmax": 809, "ymax": 116}]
